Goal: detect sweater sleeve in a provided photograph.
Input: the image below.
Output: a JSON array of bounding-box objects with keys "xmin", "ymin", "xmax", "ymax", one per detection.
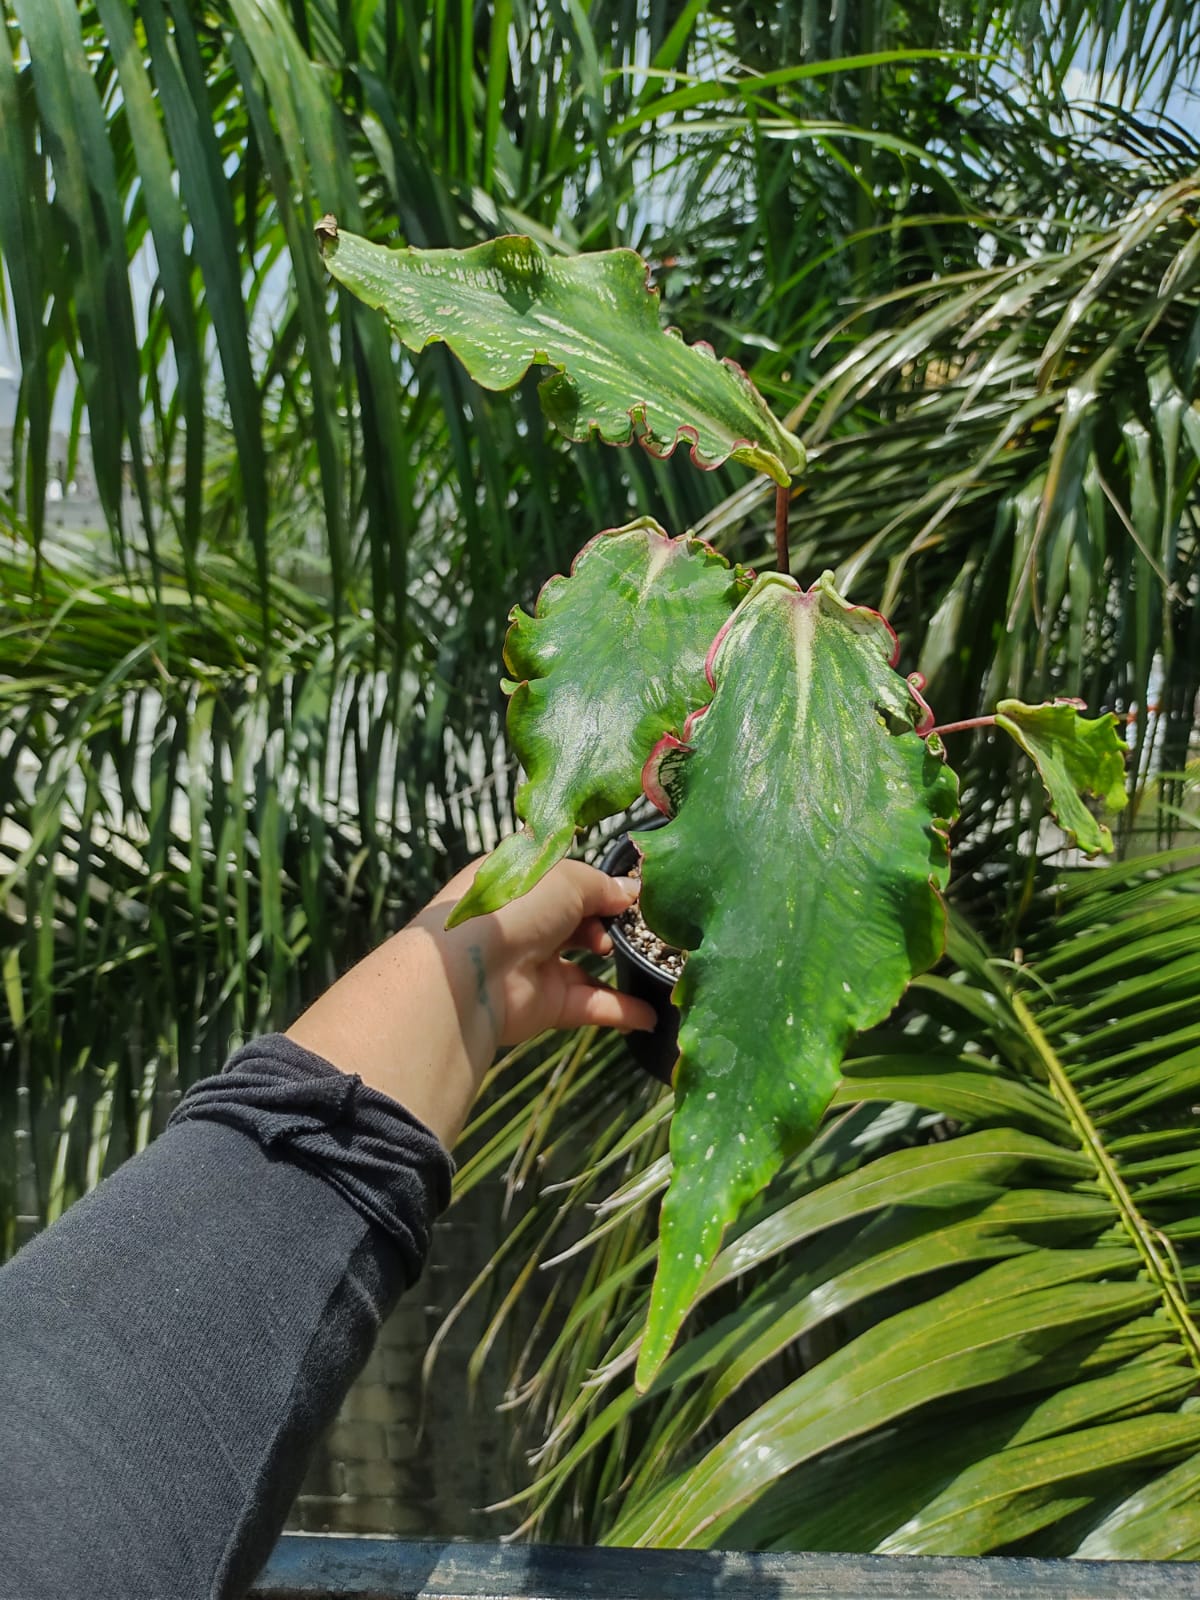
[{"xmin": 0, "ymin": 1034, "xmax": 454, "ymax": 1600}]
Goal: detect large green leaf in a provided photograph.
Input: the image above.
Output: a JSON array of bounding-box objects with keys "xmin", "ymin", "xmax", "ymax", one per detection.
[
  {"xmin": 634, "ymin": 571, "xmax": 959, "ymax": 1388},
  {"xmin": 615, "ymin": 1249, "xmax": 1151, "ymax": 1545},
  {"xmin": 878, "ymin": 1411, "xmax": 1200, "ymax": 1555},
  {"xmin": 994, "ymin": 699, "xmax": 1128, "ymax": 855},
  {"xmin": 448, "ymin": 521, "xmax": 749, "ymax": 926},
  {"xmin": 316, "ymin": 222, "xmax": 805, "ymax": 485},
  {"xmin": 446, "ymin": 841, "xmax": 1200, "ymax": 1553}
]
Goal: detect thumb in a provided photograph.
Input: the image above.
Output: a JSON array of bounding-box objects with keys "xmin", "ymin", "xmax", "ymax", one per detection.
[{"xmin": 561, "ymin": 858, "xmax": 641, "ymax": 920}]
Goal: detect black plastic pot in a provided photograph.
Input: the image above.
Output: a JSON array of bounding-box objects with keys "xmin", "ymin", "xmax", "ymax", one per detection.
[{"xmin": 598, "ymin": 819, "xmax": 680, "ymax": 1084}]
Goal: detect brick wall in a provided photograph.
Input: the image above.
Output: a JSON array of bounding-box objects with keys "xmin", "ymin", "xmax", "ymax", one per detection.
[{"xmin": 288, "ymin": 1177, "xmax": 526, "ymax": 1539}]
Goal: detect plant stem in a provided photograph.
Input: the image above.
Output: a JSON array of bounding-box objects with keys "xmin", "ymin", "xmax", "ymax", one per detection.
[
  {"xmin": 1011, "ymin": 990, "xmax": 1200, "ymax": 1373},
  {"xmin": 925, "ymin": 715, "xmax": 997, "ymax": 738},
  {"xmin": 774, "ymin": 484, "xmax": 790, "ymax": 576}
]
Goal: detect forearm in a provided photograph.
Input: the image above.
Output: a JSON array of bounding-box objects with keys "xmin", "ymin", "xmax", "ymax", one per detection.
[
  {"xmin": 285, "ymin": 886, "xmax": 499, "ymax": 1147},
  {"xmin": 285, "ymin": 858, "xmax": 653, "ymax": 1148},
  {"xmin": 0, "ymin": 1035, "xmax": 452, "ymax": 1600},
  {"xmin": 0, "ymin": 858, "xmax": 648, "ymax": 1597}
]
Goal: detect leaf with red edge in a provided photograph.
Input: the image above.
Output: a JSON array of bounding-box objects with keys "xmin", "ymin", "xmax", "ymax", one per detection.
[
  {"xmin": 995, "ymin": 698, "xmax": 1127, "ymax": 855},
  {"xmin": 448, "ymin": 520, "xmax": 750, "ymax": 926},
  {"xmin": 635, "ymin": 571, "xmax": 960, "ymax": 1389},
  {"xmin": 317, "ymin": 224, "xmax": 805, "ymax": 485}
]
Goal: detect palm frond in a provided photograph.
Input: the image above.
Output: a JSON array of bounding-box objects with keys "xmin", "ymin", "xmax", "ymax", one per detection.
[
  {"xmin": 449, "ymin": 853, "xmax": 1200, "ymax": 1558},
  {"xmin": 0, "ymin": 528, "xmax": 512, "ymax": 1241},
  {"xmin": 720, "ymin": 172, "xmax": 1200, "ymax": 910},
  {"xmin": 4, "ymin": 5, "xmax": 1200, "ymax": 1560}
]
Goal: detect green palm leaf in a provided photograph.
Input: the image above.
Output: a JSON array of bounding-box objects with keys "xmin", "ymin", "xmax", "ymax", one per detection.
[
  {"xmin": 450, "ymin": 852, "xmax": 1200, "ymax": 1557},
  {"xmin": 5, "ymin": 0, "xmax": 1200, "ymax": 1563}
]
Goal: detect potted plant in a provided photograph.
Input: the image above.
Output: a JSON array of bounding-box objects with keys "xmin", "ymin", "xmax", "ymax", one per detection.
[
  {"xmin": 597, "ymin": 815, "xmax": 680, "ymax": 1082},
  {"xmin": 317, "ymin": 219, "xmax": 1127, "ymax": 1390}
]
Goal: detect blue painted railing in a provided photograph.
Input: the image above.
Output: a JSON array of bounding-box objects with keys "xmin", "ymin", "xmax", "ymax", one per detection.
[{"xmin": 252, "ymin": 1534, "xmax": 1200, "ymax": 1598}]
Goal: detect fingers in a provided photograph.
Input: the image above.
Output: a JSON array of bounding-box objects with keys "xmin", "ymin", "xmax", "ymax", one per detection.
[
  {"xmin": 563, "ymin": 915, "xmax": 614, "ymax": 957},
  {"xmin": 487, "ymin": 857, "xmax": 641, "ymax": 959},
  {"xmin": 551, "ymin": 858, "xmax": 641, "ymax": 921},
  {"xmin": 434, "ymin": 855, "xmax": 639, "ymax": 944},
  {"xmin": 433, "ymin": 852, "xmax": 639, "ymax": 922},
  {"xmin": 557, "ymin": 964, "xmax": 657, "ymax": 1034}
]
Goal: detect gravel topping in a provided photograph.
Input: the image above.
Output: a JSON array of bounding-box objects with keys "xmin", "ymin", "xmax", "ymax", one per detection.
[{"xmin": 614, "ymin": 864, "xmax": 686, "ymax": 978}]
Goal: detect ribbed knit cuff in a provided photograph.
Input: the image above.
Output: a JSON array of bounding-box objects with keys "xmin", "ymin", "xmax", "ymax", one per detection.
[{"xmin": 167, "ymin": 1034, "xmax": 455, "ymax": 1286}]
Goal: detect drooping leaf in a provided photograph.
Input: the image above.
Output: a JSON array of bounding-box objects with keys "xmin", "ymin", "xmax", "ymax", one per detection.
[
  {"xmin": 448, "ymin": 521, "xmax": 749, "ymax": 926},
  {"xmin": 315, "ymin": 222, "xmax": 805, "ymax": 485},
  {"xmin": 634, "ymin": 571, "xmax": 959, "ymax": 1388},
  {"xmin": 617, "ymin": 1248, "xmax": 1150, "ymax": 1545},
  {"xmin": 878, "ymin": 1411, "xmax": 1200, "ymax": 1556},
  {"xmin": 994, "ymin": 698, "xmax": 1128, "ymax": 855}
]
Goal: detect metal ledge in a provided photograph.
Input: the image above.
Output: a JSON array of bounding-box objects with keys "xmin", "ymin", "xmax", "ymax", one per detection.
[{"xmin": 252, "ymin": 1535, "xmax": 1200, "ymax": 1598}]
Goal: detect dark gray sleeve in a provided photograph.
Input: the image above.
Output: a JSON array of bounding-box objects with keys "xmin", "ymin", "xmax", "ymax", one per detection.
[{"xmin": 0, "ymin": 1034, "xmax": 454, "ymax": 1600}]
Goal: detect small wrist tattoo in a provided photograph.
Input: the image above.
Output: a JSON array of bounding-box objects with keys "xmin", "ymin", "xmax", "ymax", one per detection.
[{"xmin": 468, "ymin": 944, "xmax": 499, "ymax": 1031}]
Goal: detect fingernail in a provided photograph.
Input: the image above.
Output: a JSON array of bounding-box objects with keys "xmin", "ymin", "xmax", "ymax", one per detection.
[{"xmin": 615, "ymin": 875, "xmax": 640, "ymax": 897}]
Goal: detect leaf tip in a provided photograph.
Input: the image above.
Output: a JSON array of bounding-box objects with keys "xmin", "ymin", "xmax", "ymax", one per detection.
[
  {"xmin": 633, "ymin": 1331, "xmax": 669, "ymax": 1394},
  {"xmin": 443, "ymin": 895, "xmax": 476, "ymax": 930}
]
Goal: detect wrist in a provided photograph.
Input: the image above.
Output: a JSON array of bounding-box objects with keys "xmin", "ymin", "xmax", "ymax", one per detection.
[
  {"xmin": 398, "ymin": 912, "xmax": 505, "ymax": 1073},
  {"xmin": 285, "ymin": 912, "xmax": 504, "ymax": 1149}
]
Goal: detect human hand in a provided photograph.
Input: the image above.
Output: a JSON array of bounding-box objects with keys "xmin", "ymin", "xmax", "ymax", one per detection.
[
  {"xmin": 287, "ymin": 854, "xmax": 656, "ymax": 1147},
  {"xmin": 424, "ymin": 857, "xmax": 658, "ymax": 1048}
]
